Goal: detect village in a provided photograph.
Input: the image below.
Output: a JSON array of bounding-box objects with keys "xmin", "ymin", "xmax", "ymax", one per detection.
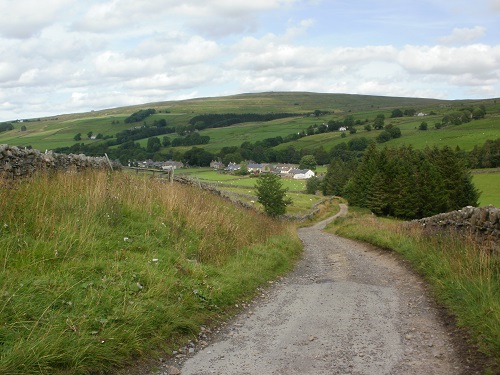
[{"xmin": 132, "ymin": 159, "xmax": 316, "ymax": 179}]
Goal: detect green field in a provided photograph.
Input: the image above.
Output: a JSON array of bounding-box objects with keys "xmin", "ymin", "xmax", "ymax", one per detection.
[
  {"xmin": 473, "ymin": 170, "xmax": 500, "ymax": 207},
  {"xmin": 175, "ymin": 168, "xmax": 317, "ymax": 215}
]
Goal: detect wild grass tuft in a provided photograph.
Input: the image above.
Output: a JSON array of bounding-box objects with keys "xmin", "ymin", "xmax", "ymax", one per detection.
[
  {"xmin": 326, "ymin": 209, "xmax": 499, "ymax": 370},
  {"xmin": 0, "ymin": 170, "xmax": 301, "ymax": 374}
]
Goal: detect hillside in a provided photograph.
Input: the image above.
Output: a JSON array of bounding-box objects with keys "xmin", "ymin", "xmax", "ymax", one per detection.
[{"xmin": 1, "ymin": 92, "xmax": 498, "ymax": 161}]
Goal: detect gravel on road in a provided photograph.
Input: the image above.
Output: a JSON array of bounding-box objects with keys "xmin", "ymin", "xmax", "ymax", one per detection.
[{"xmin": 159, "ymin": 205, "xmax": 477, "ymax": 375}]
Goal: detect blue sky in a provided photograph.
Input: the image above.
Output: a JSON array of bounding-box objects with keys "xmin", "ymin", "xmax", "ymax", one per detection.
[{"xmin": 0, "ymin": 0, "xmax": 499, "ymax": 121}]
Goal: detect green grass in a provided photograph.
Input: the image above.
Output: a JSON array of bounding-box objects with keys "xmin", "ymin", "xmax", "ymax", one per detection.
[
  {"xmin": 0, "ymin": 170, "xmax": 302, "ymax": 374},
  {"xmin": 177, "ymin": 168, "xmax": 319, "ymax": 215},
  {"xmin": 473, "ymin": 169, "xmax": 500, "ymax": 207},
  {"xmin": 326, "ymin": 210, "xmax": 499, "ymax": 371},
  {"xmin": 2, "ymin": 92, "xmax": 498, "ymax": 155}
]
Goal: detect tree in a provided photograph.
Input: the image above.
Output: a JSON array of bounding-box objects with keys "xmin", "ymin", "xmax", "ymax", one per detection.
[
  {"xmin": 376, "ymin": 131, "xmax": 392, "ymax": 143},
  {"xmin": 74, "ymin": 133, "xmax": 82, "ymax": 141},
  {"xmin": 387, "ymin": 126, "xmax": 402, "ymax": 138},
  {"xmin": 305, "ymin": 176, "xmax": 321, "ymax": 194},
  {"xmin": 299, "ymin": 155, "xmax": 317, "ymax": 170},
  {"xmin": 146, "ymin": 137, "xmax": 161, "ymax": 152},
  {"xmin": 255, "ymin": 173, "xmax": 292, "ymax": 217},
  {"xmin": 373, "ymin": 114, "xmax": 385, "ymax": 129},
  {"xmin": 343, "ymin": 115, "xmax": 355, "ymax": 127},
  {"xmin": 419, "ymin": 121, "xmax": 428, "ymax": 130},
  {"xmin": 235, "ymin": 161, "xmax": 249, "ymax": 176},
  {"xmin": 162, "ymin": 136, "xmax": 171, "ymax": 147},
  {"xmin": 21, "ymin": 125, "xmax": 27, "ymax": 131},
  {"xmin": 390, "ymin": 108, "xmax": 403, "ymax": 118},
  {"xmin": 0, "ymin": 122, "xmax": 14, "ymax": 133},
  {"xmin": 322, "ymin": 159, "xmax": 357, "ymax": 196},
  {"xmin": 87, "ymin": 131, "xmax": 93, "ymax": 139},
  {"xmin": 348, "ymin": 137, "xmax": 370, "ymax": 151}
]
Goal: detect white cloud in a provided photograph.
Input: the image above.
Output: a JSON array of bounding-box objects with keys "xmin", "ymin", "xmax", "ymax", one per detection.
[
  {"xmin": 94, "ymin": 51, "xmax": 166, "ymax": 78},
  {"xmin": 439, "ymin": 26, "xmax": 486, "ymax": 45},
  {"xmin": 124, "ymin": 66, "xmax": 220, "ymax": 91},
  {"xmin": 0, "ymin": 0, "xmax": 75, "ymax": 39},
  {"xmin": 1, "ymin": 0, "xmax": 499, "ymax": 121},
  {"xmin": 75, "ymin": 0, "xmax": 299, "ymax": 36},
  {"xmin": 398, "ymin": 44, "xmax": 500, "ymax": 76}
]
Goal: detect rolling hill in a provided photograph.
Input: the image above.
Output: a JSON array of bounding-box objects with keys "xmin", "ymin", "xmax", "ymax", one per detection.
[{"xmin": 0, "ymin": 92, "xmax": 498, "ymax": 159}]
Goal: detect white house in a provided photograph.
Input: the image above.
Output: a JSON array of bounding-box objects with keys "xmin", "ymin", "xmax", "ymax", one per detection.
[{"xmin": 289, "ymin": 169, "xmax": 315, "ymax": 179}]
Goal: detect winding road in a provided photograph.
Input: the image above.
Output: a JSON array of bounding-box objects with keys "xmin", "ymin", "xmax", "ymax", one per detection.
[{"xmin": 164, "ymin": 205, "xmax": 468, "ymax": 374}]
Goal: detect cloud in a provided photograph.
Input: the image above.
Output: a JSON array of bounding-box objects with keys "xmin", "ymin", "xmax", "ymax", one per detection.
[
  {"xmin": 94, "ymin": 51, "xmax": 166, "ymax": 78},
  {"xmin": 398, "ymin": 44, "xmax": 500, "ymax": 76},
  {"xmin": 1, "ymin": 0, "xmax": 499, "ymax": 121},
  {"xmin": 439, "ymin": 26, "xmax": 486, "ymax": 45},
  {"xmin": 491, "ymin": 0, "xmax": 500, "ymax": 11},
  {"xmin": 74, "ymin": 0, "xmax": 299, "ymax": 36},
  {"xmin": 0, "ymin": 0, "xmax": 75, "ymax": 39}
]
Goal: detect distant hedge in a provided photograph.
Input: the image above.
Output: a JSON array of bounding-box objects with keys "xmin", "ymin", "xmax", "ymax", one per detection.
[
  {"xmin": 0, "ymin": 122, "xmax": 14, "ymax": 133},
  {"xmin": 124, "ymin": 109, "xmax": 156, "ymax": 123}
]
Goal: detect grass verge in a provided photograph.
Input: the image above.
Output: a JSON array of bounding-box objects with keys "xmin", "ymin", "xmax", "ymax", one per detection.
[
  {"xmin": 0, "ymin": 170, "xmax": 302, "ymax": 374},
  {"xmin": 325, "ymin": 207, "xmax": 499, "ymax": 371}
]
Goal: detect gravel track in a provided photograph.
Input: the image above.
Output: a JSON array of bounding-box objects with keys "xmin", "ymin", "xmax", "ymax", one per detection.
[{"xmin": 161, "ymin": 205, "xmax": 474, "ymax": 375}]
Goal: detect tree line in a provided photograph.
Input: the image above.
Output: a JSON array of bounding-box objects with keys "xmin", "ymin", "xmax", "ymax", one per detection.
[
  {"xmin": 188, "ymin": 113, "xmax": 301, "ymax": 130},
  {"xmin": 468, "ymin": 138, "xmax": 500, "ymax": 168},
  {"xmin": 323, "ymin": 144, "xmax": 479, "ymax": 219},
  {"xmin": 0, "ymin": 122, "xmax": 14, "ymax": 133},
  {"xmin": 124, "ymin": 109, "xmax": 156, "ymax": 124}
]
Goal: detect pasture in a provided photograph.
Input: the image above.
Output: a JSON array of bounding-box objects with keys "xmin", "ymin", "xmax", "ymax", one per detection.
[{"xmin": 472, "ymin": 169, "xmax": 500, "ymax": 207}]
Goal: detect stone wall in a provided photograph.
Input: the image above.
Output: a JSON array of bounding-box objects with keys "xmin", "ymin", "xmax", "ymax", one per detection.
[
  {"xmin": 0, "ymin": 144, "xmax": 119, "ymax": 177},
  {"xmin": 413, "ymin": 205, "xmax": 500, "ymax": 239}
]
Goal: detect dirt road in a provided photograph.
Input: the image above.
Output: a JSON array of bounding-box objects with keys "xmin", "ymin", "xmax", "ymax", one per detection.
[{"xmin": 166, "ymin": 205, "xmax": 469, "ymax": 374}]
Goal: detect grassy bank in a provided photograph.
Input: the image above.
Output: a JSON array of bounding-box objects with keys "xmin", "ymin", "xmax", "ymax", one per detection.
[
  {"xmin": 326, "ymin": 208, "xmax": 499, "ymax": 371},
  {"xmin": 0, "ymin": 170, "xmax": 302, "ymax": 374}
]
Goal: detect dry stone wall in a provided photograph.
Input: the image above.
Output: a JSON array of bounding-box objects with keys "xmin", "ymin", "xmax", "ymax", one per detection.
[
  {"xmin": 413, "ymin": 205, "xmax": 500, "ymax": 239},
  {"xmin": 0, "ymin": 144, "xmax": 118, "ymax": 177}
]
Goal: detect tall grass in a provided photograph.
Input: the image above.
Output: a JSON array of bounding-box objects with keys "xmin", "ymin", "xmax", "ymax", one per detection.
[
  {"xmin": 0, "ymin": 170, "xmax": 301, "ymax": 374},
  {"xmin": 327, "ymin": 209, "xmax": 499, "ymax": 370}
]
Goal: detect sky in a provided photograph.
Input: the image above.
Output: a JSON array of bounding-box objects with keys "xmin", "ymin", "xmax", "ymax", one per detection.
[{"xmin": 1, "ymin": 0, "xmax": 500, "ymax": 122}]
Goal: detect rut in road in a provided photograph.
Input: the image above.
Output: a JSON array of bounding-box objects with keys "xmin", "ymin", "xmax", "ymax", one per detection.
[{"xmin": 171, "ymin": 205, "xmax": 465, "ymax": 375}]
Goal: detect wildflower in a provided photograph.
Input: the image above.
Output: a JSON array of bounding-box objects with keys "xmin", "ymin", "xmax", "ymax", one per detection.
[
  {"xmin": 123, "ymin": 237, "xmax": 129, "ymax": 242},
  {"xmin": 3, "ymin": 223, "xmax": 7, "ymax": 228}
]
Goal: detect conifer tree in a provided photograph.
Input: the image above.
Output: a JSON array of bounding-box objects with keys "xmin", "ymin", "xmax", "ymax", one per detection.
[
  {"xmin": 255, "ymin": 173, "xmax": 292, "ymax": 217},
  {"xmin": 344, "ymin": 143, "xmax": 379, "ymax": 207}
]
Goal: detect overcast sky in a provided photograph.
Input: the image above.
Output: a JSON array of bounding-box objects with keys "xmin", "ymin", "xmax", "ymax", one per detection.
[{"xmin": 1, "ymin": 0, "xmax": 499, "ymax": 121}]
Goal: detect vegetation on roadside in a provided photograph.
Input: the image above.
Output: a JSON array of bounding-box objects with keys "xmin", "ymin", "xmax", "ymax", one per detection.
[
  {"xmin": 326, "ymin": 209, "xmax": 499, "ymax": 371},
  {"xmin": 0, "ymin": 170, "xmax": 301, "ymax": 374}
]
